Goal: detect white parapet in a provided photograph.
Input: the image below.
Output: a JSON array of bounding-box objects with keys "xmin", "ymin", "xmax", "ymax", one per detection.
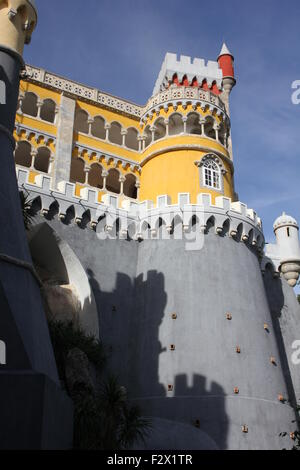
[
  {"xmin": 152, "ymin": 53, "xmax": 223, "ymax": 96},
  {"xmin": 16, "ymin": 170, "xmax": 264, "ymax": 246}
]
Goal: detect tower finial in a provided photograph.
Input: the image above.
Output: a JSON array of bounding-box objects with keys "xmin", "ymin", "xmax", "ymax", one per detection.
[
  {"xmin": 218, "ymin": 42, "xmax": 233, "ymax": 59},
  {"xmin": 0, "ymin": 0, "xmax": 38, "ymax": 56}
]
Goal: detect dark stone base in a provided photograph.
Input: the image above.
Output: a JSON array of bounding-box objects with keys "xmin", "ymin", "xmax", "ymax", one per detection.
[{"xmin": 0, "ymin": 371, "xmax": 73, "ymax": 449}]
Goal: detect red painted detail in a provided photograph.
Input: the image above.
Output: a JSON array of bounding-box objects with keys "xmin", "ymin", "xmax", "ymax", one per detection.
[
  {"xmin": 172, "ymin": 73, "xmax": 179, "ymax": 86},
  {"xmin": 211, "ymin": 82, "xmax": 221, "ymax": 95},
  {"xmin": 218, "ymin": 54, "xmax": 234, "ymax": 78},
  {"xmin": 201, "ymin": 79, "xmax": 209, "ymax": 91},
  {"xmin": 168, "ymin": 73, "xmax": 221, "ymax": 95},
  {"xmin": 182, "ymin": 75, "xmax": 190, "ymax": 86}
]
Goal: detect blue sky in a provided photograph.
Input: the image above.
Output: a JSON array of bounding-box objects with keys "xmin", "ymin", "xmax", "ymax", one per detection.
[{"xmin": 25, "ymin": 0, "xmax": 300, "ymax": 245}]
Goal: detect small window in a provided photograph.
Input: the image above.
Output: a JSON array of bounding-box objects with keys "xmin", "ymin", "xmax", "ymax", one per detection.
[
  {"xmin": 203, "ymin": 159, "xmax": 221, "ymax": 190},
  {"xmin": 287, "ymin": 227, "xmax": 290, "ymax": 237}
]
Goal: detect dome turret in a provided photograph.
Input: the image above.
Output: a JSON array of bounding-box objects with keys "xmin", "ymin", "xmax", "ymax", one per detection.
[{"xmin": 274, "ymin": 212, "xmax": 299, "ymax": 231}]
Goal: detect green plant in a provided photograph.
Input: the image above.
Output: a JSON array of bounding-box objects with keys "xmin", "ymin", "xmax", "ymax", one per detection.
[
  {"xmin": 72, "ymin": 376, "xmax": 151, "ymax": 450},
  {"xmin": 48, "ymin": 320, "xmax": 151, "ymax": 450},
  {"xmin": 19, "ymin": 190, "xmax": 34, "ymax": 230},
  {"xmin": 48, "ymin": 320, "xmax": 106, "ymax": 385}
]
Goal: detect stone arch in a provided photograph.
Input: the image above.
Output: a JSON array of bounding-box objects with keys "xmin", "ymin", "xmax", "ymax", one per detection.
[
  {"xmin": 123, "ymin": 173, "xmax": 137, "ymax": 199},
  {"xmin": 153, "ymin": 117, "xmax": 166, "ymax": 141},
  {"xmin": 40, "ymin": 98, "xmax": 56, "ymax": 123},
  {"xmin": 186, "ymin": 112, "xmax": 202, "ymax": 135},
  {"xmin": 28, "ymin": 222, "xmax": 99, "ymax": 337},
  {"xmin": 143, "ymin": 125, "xmax": 152, "ymax": 148},
  {"xmin": 169, "ymin": 112, "xmax": 184, "ymax": 135},
  {"xmin": 21, "ymin": 91, "xmax": 38, "ymax": 117},
  {"xmin": 34, "ymin": 146, "xmax": 51, "ymax": 173},
  {"xmin": 106, "ymin": 168, "xmax": 121, "ymax": 194},
  {"xmin": 91, "ymin": 115, "xmax": 106, "ymax": 139},
  {"xmin": 109, "ymin": 121, "xmax": 122, "ymax": 145},
  {"xmin": 88, "ymin": 163, "xmax": 103, "ymax": 189},
  {"xmin": 204, "ymin": 116, "xmax": 216, "ymax": 139},
  {"xmin": 141, "ymin": 220, "xmax": 151, "ymax": 239},
  {"xmin": 206, "ymin": 215, "xmax": 216, "ymax": 233},
  {"xmin": 222, "ymin": 218, "xmax": 230, "ymax": 235},
  {"xmin": 125, "ymin": 127, "xmax": 139, "ymax": 150},
  {"xmin": 74, "ymin": 108, "xmax": 89, "ymax": 134},
  {"xmin": 15, "ymin": 140, "xmax": 32, "ymax": 167},
  {"xmin": 70, "ymin": 157, "xmax": 85, "ymax": 184},
  {"xmin": 218, "ymin": 121, "xmax": 226, "ymax": 146}
]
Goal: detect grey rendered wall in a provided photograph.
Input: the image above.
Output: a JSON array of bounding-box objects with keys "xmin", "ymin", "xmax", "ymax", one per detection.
[
  {"xmin": 130, "ymin": 231, "xmax": 295, "ymax": 450},
  {"xmin": 264, "ymin": 270, "xmax": 300, "ymax": 405},
  {"xmin": 43, "ymin": 216, "xmax": 296, "ymax": 450},
  {"xmin": 44, "ymin": 217, "xmax": 139, "ymax": 386}
]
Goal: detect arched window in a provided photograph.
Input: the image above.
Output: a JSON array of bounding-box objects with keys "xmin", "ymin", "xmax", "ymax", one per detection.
[
  {"xmin": 15, "ymin": 141, "xmax": 32, "ymax": 167},
  {"xmin": 70, "ymin": 157, "xmax": 85, "ymax": 184},
  {"xmin": 40, "ymin": 99, "xmax": 56, "ymax": 123},
  {"xmin": 153, "ymin": 118, "xmax": 166, "ymax": 141},
  {"xmin": 169, "ymin": 113, "xmax": 184, "ymax": 135},
  {"xmin": 123, "ymin": 174, "xmax": 137, "ymax": 199},
  {"xmin": 125, "ymin": 128, "xmax": 139, "ymax": 150},
  {"xmin": 74, "ymin": 109, "xmax": 89, "ymax": 134},
  {"xmin": 203, "ymin": 159, "xmax": 221, "ymax": 190},
  {"xmin": 21, "ymin": 92, "xmax": 38, "ymax": 117},
  {"xmin": 91, "ymin": 116, "xmax": 106, "ymax": 139},
  {"xmin": 88, "ymin": 163, "xmax": 103, "ymax": 189},
  {"xmin": 34, "ymin": 147, "xmax": 51, "ymax": 173},
  {"xmin": 186, "ymin": 113, "xmax": 202, "ymax": 135},
  {"xmin": 204, "ymin": 116, "xmax": 216, "ymax": 139},
  {"xmin": 106, "ymin": 169, "xmax": 120, "ymax": 194},
  {"xmin": 218, "ymin": 122, "xmax": 226, "ymax": 146},
  {"xmin": 109, "ymin": 122, "xmax": 122, "ymax": 145}
]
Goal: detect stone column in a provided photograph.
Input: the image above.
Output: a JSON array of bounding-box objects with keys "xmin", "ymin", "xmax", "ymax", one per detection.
[
  {"xmin": 105, "ymin": 122, "xmax": 111, "ymax": 141},
  {"xmin": 84, "ymin": 165, "xmax": 91, "ymax": 185},
  {"xmin": 53, "ymin": 94, "xmax": 76, "ymax": 189},
  {"xmin": 164, "ymin": 118, "xmax": 169, "ymax": 136},
  {"xmin": 0, "ymin": 1, "xmax": 73, "ymax": 449},
  {"xmin": 119, "ymin": 174, "xmax": 126, "ymax": 195},
  {"xmin": 102, "ymin": 169, "xmax": 108, "ymax": 190},
  {"xmin": 121, "ymin": 128, "xmax": 127, "ymax": 147}
]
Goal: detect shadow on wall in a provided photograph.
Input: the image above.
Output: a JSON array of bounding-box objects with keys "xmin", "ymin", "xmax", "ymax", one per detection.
[
  {"xmin": 87, "ymin": 267, "xmax": 228, "ymax": 450},
  {"xmin": 263, "ymin": 265, "xmax": 300, "ymax": 409}
]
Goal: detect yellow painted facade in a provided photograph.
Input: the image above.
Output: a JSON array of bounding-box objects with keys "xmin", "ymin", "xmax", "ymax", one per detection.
[{"xmin": 14, "ymin": 72, "xmax": 235, "ymax": 206}]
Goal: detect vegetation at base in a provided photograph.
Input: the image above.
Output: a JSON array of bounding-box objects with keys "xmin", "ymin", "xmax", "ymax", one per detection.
[
  {"xmin": 48, "ymin": 320, "xmax": 106, "ymax": 385},
  {"xmin": 48, "ymin": 320, "xmax": 151, "ymax": 450},
  {"xmin": 73, "ymin": 376, "xmax": 151, "ymax": 450},
  {"xmin": 19, "ymin": 191, "xmax": 34, "ymax": 230}
]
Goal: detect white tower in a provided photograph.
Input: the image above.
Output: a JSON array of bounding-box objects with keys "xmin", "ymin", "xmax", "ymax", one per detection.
[{"xmin": 273, "ymin": 212, "xmax": 300, "ymax": 287}]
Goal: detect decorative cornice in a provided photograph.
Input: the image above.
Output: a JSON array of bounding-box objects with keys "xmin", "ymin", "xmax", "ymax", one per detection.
[
  {"xmin": 142, "ymin": 87, "xmax": 227, "ymax": 121},
  {"xmin": 16, "ymin": 168, "xmax": 263, "ymax": 247},
  {"xmin": 22, "ymin": 66, "xmax": 228, "ymax": 124},
  {"xmin": 15, "ymin": 123, "xmax": 56, "ymax": 145},
  {"xmin": 24, "ymin": 65, "xmax": 143, "ymax": 119},
  {"xmin": 73, "ymin": 142, "xmax": 141, "ymax": 172},
  {"xmin": 140, "ymin": 142, "xmax": 232, "ymax": 169}
]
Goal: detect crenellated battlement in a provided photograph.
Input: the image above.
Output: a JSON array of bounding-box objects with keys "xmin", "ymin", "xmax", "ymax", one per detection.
[
  {"xmin": 152, "ymin": 53, "xmax": 223, "ymax": 96},
  {"xmin": 17, "ymin": 167, "xmax": 263, "ymax": 249}
]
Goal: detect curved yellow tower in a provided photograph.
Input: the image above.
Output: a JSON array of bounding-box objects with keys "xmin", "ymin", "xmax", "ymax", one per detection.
[{"xmin": 139, "ymin": 50, "xmax": 236, "ymax": 205}]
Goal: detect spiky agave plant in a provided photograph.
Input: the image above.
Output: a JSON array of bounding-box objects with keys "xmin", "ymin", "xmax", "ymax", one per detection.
[
  {"xmin": 97, "ymin": 376, "xmax": 151, "ymax": 450},
  {"xmin": 19, "ymin": 190, "xmax": 34, "ymax": 230}
]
